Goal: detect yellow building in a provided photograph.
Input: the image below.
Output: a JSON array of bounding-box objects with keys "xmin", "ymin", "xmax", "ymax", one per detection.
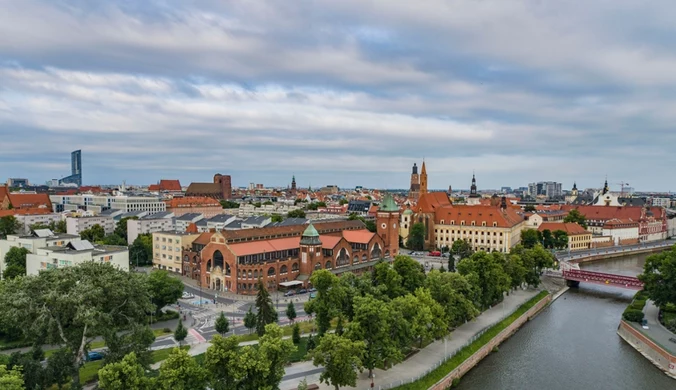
[
  {"xmin": 152, "ymin": 231, "xmax": 201, "ymax": 274},
  {"xmin": 538, "ymin": 222, "xmax": 591, "ymax": 251}
]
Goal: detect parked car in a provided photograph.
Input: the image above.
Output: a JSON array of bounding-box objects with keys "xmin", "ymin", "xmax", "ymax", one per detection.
[
  {"xmin": 284, "ymin": 290, "xmax": 296, "ymax": 297},
  {"xmin": 181, "ymin": 292, "xmax": 195, "ymax": 299},
  {"xmin": 87, "ymin": 351, "xmax": 104, "ymax": 362},
  {"xmin": 298, "ymin": 289, "xmax": 308, "ymax": 294},
  {"xmin": 309, "ymin": 293, "xmax": 317, "ymax": 300},
  {"xmin": 308, "ymin": 287, "xmax": 317, "ymax": 293},
  {"xmin": 428, "ymin": 251, "xmax": 442, "ymax": 257}
]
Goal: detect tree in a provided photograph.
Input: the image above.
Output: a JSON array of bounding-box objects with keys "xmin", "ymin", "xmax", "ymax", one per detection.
[
  {"xmin": 204, "ymin": 335, "xmax": 242, "ymax": 390},
  {"xmin": 219, "ymin": 200, "xmax": 239, "ymax": 209},
  {"xmin": 257, "ymin": 323, "xmax": 296, "ymax": 388},
  {"xmin": 157, "ymin": 347, "xmax": 208, "ymax": 390},
  {"xmin": 503, "ymin": 254, "xmax": 527, "ymax": 290},
  {"xmin": 0, "ymin": 216, "xmax": 21, "ymax": 238},
  {"xmin": 52, "ymin": 219, "xmax": 67, "ymax": 234},
  {"xmin": 406, "ymin": 222, "xmax": 425, "ymax": 250},
  {"xmin": 244, "ymin": 307, "xmax": 256, "ymax": 334},
  {"xmin": 542, "ymin": 229, "xmax": 554, "ymax": 249},
  {"xmin": 364, "ymin": 220, "xmax": 377, "ymax": 233},
  {"xmin": 305, "ymin": 270, "xmax": 344, "ymax": 335},
  {"xmin": 286, "ymin": 302, "xmax": 297, "ymax": 323},
  {"xmin": 215, "ymin": 312, "xmax": 230, "ymax": 336},
  {"xmin": 339, "ymin": 199, "xmax": 349, "ymax": 205},
  {"xmin": 292, "ymin": 323, "xmax": 301, "ymax": 344},
  {"xmin": 7, "ymin": 348, "xmax": 46, "ymax": 390},
  {"xmin": 639, "ymin": 247, "xmax": 676, "ymax": 308},
  {"xmin": 130, "ymin": 233, "xmax": 153, "ymax": 267},
  {"xmin": 114, "ymin": 216, "xmax": 138, "ymax": 243},
  {"xmin": 457, "ymin": 252, "xmax": 511, "ymax": 309},
  {"xmin": 306, "ymin": 334, "xmax": 316, "ymax": 351},
  {"xmin": 393, "ymin": 255, "xmax": 426, "ymax": 294},
  {"xmin": 102, "ymin": 324, "xmax": 156, "ymax": 368},
  {"xmin": 80, "ymin": 223, "xmax": 105, "ymax": 242},
  {"xmin": 564, "ymin": 209, "xmax": 588, "ymax": 229},
  {"xmin": 373, "ymin": 261, "xmax": 405, "ymax": 299},
  {"xmin": 0, "ymin": 262, "xmax": 153, "ymax": 388},
  {"xmin": 98, "ymin": 352, "xmax": 152, "ymax": 390},
  {"xmin": 271, "ymin": 214, "xmax": 284, "ymax": 223},
  {"xmin": 553, "ymin": 230, "xmax": 569, "ymax": 250},
  {"xmin": 347, "ymin": 295, "xmax": 402, "ymax": 377},
  {"xmin": 174, "ymin": 319, "xmax": 188, "ymax": 346},
  {"xmin": 524, "ymin": 204, "xmax": 536, "ymax": 212},
  {"xmin": 287, "ymin": 209, "xmax": 306, "ymax": 218},
  {"xmin": 521, "ymin": 229, "xmax": 542, "ymax": 249},
  {"xmin": 450, "ymin": 239, "xmax": 473, "ymax": 261},
  {"xmin": 424, "ymin": 270, "xmax": 478, "ymax": 329},
  {"xmin": 518, "ymin": 245, "xmax": 555, "ymax": 288},
  {"xmin": 312, "ymin": 334, "xmax": 365, "ymax": 390},
  {"xmin": 147, "ymin": 270, "xmax": 184, "ymax": 313},
  {"xmin": 439, "ymin": 264, "xmax": 447, "ymax": 272},
  {"xmin": 447, "ymin": 254, "xmax": 455, "ymax": 272},
  {"xmin": 255, "ymin": 279, "xmax": 278, "ymax": 336},
  {"xmin": 101, "ymin": 233, "xmax": 128, "ymax": 246},
  {"xmin": 46, "ymin": 348, "xmax": 74, "ymax": 390},
  {"xmin": 0, "ymin": 365, "xmax": 24, "ymax": 390},
  {"xmin": 3, "ymin": 247, "xmax": 29, "ymax": 279}
]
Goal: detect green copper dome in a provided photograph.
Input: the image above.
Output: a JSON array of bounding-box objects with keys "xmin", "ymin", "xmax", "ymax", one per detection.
[
  {"xmin": 379, "ymin": 194, "xmax": 399, "ymax": 212},
  {"xmin": 300, "ymin": 223, "xmax": 322, "ymax": 245},
  {"xmin": 403, "ymin": 209, "xmax": 413, "ymax": 215}
]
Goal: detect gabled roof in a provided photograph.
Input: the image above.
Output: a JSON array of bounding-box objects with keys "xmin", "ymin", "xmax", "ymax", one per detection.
[
  {"xmin": 561, "ymin": 205, "xmax": 665, "ymax": 221},
  {"xmin": 434, "ymin": 205, "xmax": 524, "ymax": 228},
  {"xmin": 0, "ymin": 208, "xmax": 54, "ymax": 217},
  {"xmin": 158, "ymin": 180, "xmax": 182, "ymax": 191},
  {"xmin": 6, "ymin": 192, "xmax": 52, "ymax": 210},
  {"xmin": 165, "ymin": 196, "xmax": 221, "ymax": 208},
  {"xmin": 320, "ymin": 235, "xmax": 344, "ymax": 249},
  {"xmin": 186, "ymin": 183, "xmax": 221, "ymax": 196},
  {"xmin": 176, "ymin": 213, "xmax": 204, "ymax": 221},
  {"xmin": 229, "ymin": 237, "xmax": 301, "ymax": 256},
  {"xmin": 416, "ymin": 192, "xmax": 451, "ymax": 214},
  {"xmin": 538, "ymin": 222, "xmax": 589, "ymax": 235},
  {"xmin": 342, "ymin": 229, "xmax": 375, "ymax": 244},
  {"xmin": 0, "ymin": 185, "xmax": 8, "ymax": 201}
]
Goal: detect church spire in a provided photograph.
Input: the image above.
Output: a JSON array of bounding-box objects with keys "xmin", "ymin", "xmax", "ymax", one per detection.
[{"xmin": 419, "ymin": 160, "xmax": 428, "ymax": 195}]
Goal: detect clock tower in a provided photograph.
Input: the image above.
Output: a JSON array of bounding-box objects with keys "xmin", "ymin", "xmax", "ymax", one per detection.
[{"xmin": 377, "ymin": 193, "xmax": 400, "ymax": 258}]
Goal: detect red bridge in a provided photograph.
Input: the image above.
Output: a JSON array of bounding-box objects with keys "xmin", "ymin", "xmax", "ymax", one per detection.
[{"xmin": 562, "ymin": 269, "xmax": 644, "ymax": 290}]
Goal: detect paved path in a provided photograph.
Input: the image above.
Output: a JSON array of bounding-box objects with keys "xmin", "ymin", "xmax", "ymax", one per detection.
[
  {"xmin": 557, "ymin": 240, "xmax": 672, "ymax": 262},
  {"xmin": 282, "ymin": 288, "xmax": 540, "ymax": 390},
  {"xmin": 639, "ymin": 300, "xmax": 676, "ymax": 355}
]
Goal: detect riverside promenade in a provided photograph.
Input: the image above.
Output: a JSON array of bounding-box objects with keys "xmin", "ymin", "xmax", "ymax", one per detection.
[{"xmin": 281, "ymin": 288, "xmax": 540, "ymax": 390}]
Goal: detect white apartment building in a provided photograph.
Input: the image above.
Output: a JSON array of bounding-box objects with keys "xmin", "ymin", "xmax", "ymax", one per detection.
[
  {"xmin": 50, "ymin": 194, "xmax": 166, "ymax": 214},
  {"xmin": 652, "ymin": 197, "xmax": 672, "ymax": 208},
  {"xmin": 0, "ymin": 229, "xmax": 80, "ymax": 278},
  {"xmin": 66, "ymin": 216, "xmax": 115, "ymax": 236},
  {"xmin": 14, "ymin": 213, "xmax": 62, "ymax": 235},
  {"xmin": 175, "ymin": 213, "xmax": 204, "ymax": 232},
  {"xmin": 207, "ymin": 214, "xmax": 238, "ymax": 230},
  {"xmin": 602, "ymin": 219, "xmax": 640, "ymax": 245},
  {"xmin": 152, "ymin": 231, "xmax": 201, "ymax": 274},
  {"xmin": 26, "ymin": 240, "xmax": 129, "ymax": 275},
  {"xmin": 127, "ymin": 212, "xmax": 175, "ymax": 244}
]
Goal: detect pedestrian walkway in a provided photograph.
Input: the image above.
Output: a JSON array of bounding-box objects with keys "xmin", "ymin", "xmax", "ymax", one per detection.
[{"xmin": 641, "ymin": 300, "xmax": 676, "ymax": 355}]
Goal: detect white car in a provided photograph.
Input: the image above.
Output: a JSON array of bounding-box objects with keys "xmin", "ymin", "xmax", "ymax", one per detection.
[{"xmin": 181, "ymin": 292, "xmax": 195, "ymax": 299}]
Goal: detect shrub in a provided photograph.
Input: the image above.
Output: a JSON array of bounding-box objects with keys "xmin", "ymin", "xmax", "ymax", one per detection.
[
  {"xmin": 163, "ymin": 328, "xmax": 172, "ymax": 333},
  {"xmin": 622, "ymin": 309, "xmax": 644, "ymax": 323}
]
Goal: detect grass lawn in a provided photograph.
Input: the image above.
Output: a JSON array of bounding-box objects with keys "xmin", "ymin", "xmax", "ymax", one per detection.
[
  {"xmin": 393, "ymin": 291, "xmax": 550, "ymax": 390},
  {"xmin": 289, "ymin": 337, "xmax": 310, "ymax": 362},
  {"xmin": 238, "ymin": 320, "xmax": 327, "ymax": 342},
  {"xmin": 43, "ymin": 328, "xmax": 172, "ymax": 359}
]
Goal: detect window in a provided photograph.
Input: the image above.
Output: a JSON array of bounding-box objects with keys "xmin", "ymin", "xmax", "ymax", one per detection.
[
  {"xmin": 325, "ymin": 261, "xmax": 332, "ymax": 269},
  {"xmin": 268, "ymin": 267, "xmax": 275, "ymax": 276},
  {"xmin": 214, "ymin": 250, "xmax": 224, "ymax": 270},
  {"xmin": 280, "ymin": 265, "xmax": 288, "ymax": 274},
  {"xmin": 292, "ymin": 263, "xmax": 299, "ymax": 272}
]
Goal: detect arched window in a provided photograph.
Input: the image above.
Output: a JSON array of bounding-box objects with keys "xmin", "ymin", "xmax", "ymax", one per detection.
[
  {"xmin": 325, "ymin": 261, "xmax": 332, "ymax": 269},
  {"xmin": 214, "ymin": 250, "xmax": 224, "ymax": 270},
  {"xmin": 268, "ymin": 267, "xmax": 275, "ymax": 276},
  {"xmin": 253, "ymin": 270, "xmax": 258, "ymax": 279},
  {"xmin": 371, "ymin": 243, "xmax": 381, "ymax": 259},
  {"xmin": 336, "ymin": 248, "xmax": 349, "ymax": 267},
  {"xmin": 292, "ymin": 263, "xmax": 299, "ymax": 272},
  {"xmin": 353, "ymin": 256, "xmax": 359, "ymax": 264},
  {"xmin": 248, "ymin": 270, "xmax": 253, "ymax": 278},
  {"xmin": 183, "ymin": 255, "xmax": 189, "ymax": 262},
  {"xmin": 237, "ymin": 270, "xmax": 241, "ymax": 278},
  {"xmin": 384, "ymin": 249, "xmax": 390, "ymax": 258},
  {"xmin": 206, "ymin": 260, "xmax": 212, "ymax": 272},
  {"xmin": 280, "ymin": 265, "xmax": 288, "ymax": 274},
  {"xmin": 225, "ymin": 263, "xmax": 231, "ymax": 276},
  {"xmin": 362, "ymin": 254, "xmax": 367, "ymax": 262},
  {"xmin": 314, "ymin": 263, "xmax": 322, "ymax": 270}
]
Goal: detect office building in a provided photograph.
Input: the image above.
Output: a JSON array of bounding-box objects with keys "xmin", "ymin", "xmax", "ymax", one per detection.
[
  {"xmin": 528, "ymin": 181, "xmax": 563, "ymax": 199},
  {"xmin": 127, "ymin": 212, "xmax": 175, "ymax": 244},
  {"xmin": 60, "ymin": 150, "xmax": 82, "ymax": 187},
  {"xmin": 66, "ymin": 216, "xmax": 115, "ymax": 236}
]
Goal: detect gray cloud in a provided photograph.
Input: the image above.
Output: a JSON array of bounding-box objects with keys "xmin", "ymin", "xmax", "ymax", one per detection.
[{"xmin": 1, "ymin": 0, "xmax": 675, "ymax": 191}]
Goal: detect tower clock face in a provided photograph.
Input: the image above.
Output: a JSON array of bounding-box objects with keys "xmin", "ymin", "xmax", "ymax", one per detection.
[
  {"xmin": 393, "ymin": 223, "xmax": 397, "ymax": 229},
  {"xmin": 381, "ymin": 223, "xmax": 386, "ymax": 229}
]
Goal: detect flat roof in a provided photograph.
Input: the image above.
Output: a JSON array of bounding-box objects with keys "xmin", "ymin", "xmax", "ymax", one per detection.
[{"xmin": 279, "ymin": 281, "xmax": 303, "ymax": 287}]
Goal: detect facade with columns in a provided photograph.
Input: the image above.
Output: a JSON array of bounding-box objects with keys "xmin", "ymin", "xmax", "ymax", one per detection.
[{"xmin": 183, "ymin": 195, "xmax": 400, "ymax": 295}]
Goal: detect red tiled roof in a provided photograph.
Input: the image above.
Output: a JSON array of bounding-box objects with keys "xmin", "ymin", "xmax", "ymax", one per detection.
[
  {"xmin": 7, "ymin": 193, "xmax": 52, "ymax": 209},
  {"xmin": 0, "ymin": 208, "xmax": 53, "ymax": 217},
  {"xmin": 416, "ymin": 192, "xmax": 452, "ymax": 214},
  {"xmin": 0, "ymin": 185, "xmax": 7, "ymax": 201},
  {"xmin": 341, "ymin": 229, "xmax": 375, "ymax": 244},
  {"xmin": 434, "ymin": 205, "xmax": 524, "ymax": 228},
  {"xmin": 603, "ymin": 218, "xmax": 639, "ymax": 228},
  {"xmin": 229, "ymin": 237, "xmax": 300, "ymax": 256},
  {"xmin": 165, "ymin": 196, "xmax": 221, "ymax": 208},
  {"xmin": 538, "ymin": 222, "xmax": 589, "ymax": 235},
  {"xmin": 193, "ymin": 232, "xmax": 215, "ymax": 245},
  {"xmin": 148, "ymin": 184, "xmax": 160, "ymax": 191},
  {"xmin": 561, "ymin": 205, "xmax": 665, "ymax": 221},
  {"xmin": 320, "ymin": 235, "xmax": 343, "ymax": 249}
]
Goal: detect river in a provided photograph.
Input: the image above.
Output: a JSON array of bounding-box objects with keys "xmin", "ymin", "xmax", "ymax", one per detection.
[{"xmin": 456, "ymin": 254, "xmax": 675, "ymax": 390}]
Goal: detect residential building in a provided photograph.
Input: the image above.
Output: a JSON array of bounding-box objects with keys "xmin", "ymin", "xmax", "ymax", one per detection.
[
  {"xmin": 347, "ymin": 200, "xmax": 372, "ymax": 216},
  {"xmin": 6, "ymin": 178, "xmax": 29, "ymax": 188},
  {"xmin": 175, "ymin": 213, "xmax": 204, "ymax": 232},
  {"xmin": 602, "ymin": 219, "xmax": 640, "ymax": 246},
  {"xmin": 165, "ymin": 196, "xmax": 223, "ymax": 218},
  {"xmin": 561, "ymin": 204, "xmax": 667, "ymax": 242},
  {"xmin": 182, "ymin": 195, "xmax": 400, "ymax": 294},
  {"xmin": 652, "ymin": 197, "xmax": 672, "ymax": 208},
  {"xmin": 152, "ymin": 231, "xmax": 201, "ymax": 274},
  {"xmin": 538, "ymin": 222, "xmax": 591, "ymax": 251},
  {"xmin": 241, "ymin": 216, "xmax": 271, "ymax": 229},
  {"xmin": 127, "ymin": 212, "xmax": 175, "ymax": 244},
  {"xmin": 12, "ymin": 213, "xmax": 62, "ymax": 235},
  {"xmin": 0, "ymin": 229, "xmax": 80, "ymax": 278},
  {"xmin": 26, "ymin": 240, "xmax": 129, "ymax": 275},
  {"xmin": 66, "ymin": 216, "xmax": 115, "ymax": 236},
  {"xmin": 185, "ymin": 173, "xmax": 232, "ymax": 199},
  {"xmin": 0, "ymin": 186, "xmax": 52, "ymax": 210},
  {"xmin": 525, "ymin": 211, "xmax": 567, "ymax": 228},
  {"xmin": 206, "ymin": 214, "xmax": 238, "ymax": 231},
  {"xmin": 528, "ymin": 181, "xmax": 562, "ymax": 199},
  {"xmin": 50, "ymin": 194, "xmax": 166, "ymax": 214}
]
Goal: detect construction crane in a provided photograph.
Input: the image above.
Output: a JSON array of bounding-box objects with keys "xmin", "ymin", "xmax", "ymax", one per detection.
[{"xmin": 614, "ymin": 182, "xmax": 630, "ymax": 196}]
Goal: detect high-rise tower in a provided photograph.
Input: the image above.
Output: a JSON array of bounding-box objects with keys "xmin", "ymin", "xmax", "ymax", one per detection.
[{"xmin": 60, "ymin": 150, "xmax": 82, "ymax": 186}]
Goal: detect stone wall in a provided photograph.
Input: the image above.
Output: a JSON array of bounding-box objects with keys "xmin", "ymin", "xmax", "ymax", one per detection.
[
  {"xmin": 617, "ymin": 320, "xmax": 676, "ymax": 379},
  {"xmin": 430, "ymin": 293, "xmax": 552, "ymax": 390}
]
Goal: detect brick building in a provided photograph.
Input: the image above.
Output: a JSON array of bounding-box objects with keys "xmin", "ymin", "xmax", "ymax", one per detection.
[
  {"xmin": 182, "ymin": 195, "xmax": 400, "ymax": 294},
  {"xmin": 165, "ymin": 196, "xmax": 223, "ymax": 218},
  {"xmin": 185, "ymin": 174, "xmax": 232, "ymax": 200}
]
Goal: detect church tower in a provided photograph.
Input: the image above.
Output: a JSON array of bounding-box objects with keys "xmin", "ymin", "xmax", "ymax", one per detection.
[
  {"xmin": 602, "ymin": 179, "xmax": 610, "ymax": 195},
  {"xmin": 470, "ymin": 174, "xmax": 478, "ymax": 197},
  {"xmin": 420, "ymin": 161, "xmax": 428, "ymax": 196},
  {"xmin": 377, "ymin": 194, "xmax": 400, "ymax": 258},
  {"xmin": 299, "ymin": 223, "xmax": 322, "ymax": 276},
  {"xmin": 408, "ymin": 163, "xmax": 420, "ymax": 201},
  {"xmin": 291, "ymin": 175, "xmax": 297, "ymax": 193},
  {"xmin": 571, "ymin": 182, "xmax": 578, "ymax": 197}
]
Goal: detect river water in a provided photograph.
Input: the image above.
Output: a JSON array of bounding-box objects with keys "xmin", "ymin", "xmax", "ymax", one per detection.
[{"xmin": 456, "ymin": 253, "xmax": 675, "ymax": 390}]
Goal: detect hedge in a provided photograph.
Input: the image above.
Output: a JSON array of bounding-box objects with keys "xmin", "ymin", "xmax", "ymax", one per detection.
[
  {"xmin": 393, "ymin": 291, "xmax": 550, "ymax": 390},
  {"xmin": 622, "ymin": 309, "xmax": 644, "ymax": 323}
]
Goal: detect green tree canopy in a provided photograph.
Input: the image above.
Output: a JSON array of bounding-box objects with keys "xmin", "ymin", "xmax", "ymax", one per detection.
[
  {"xmin": 406, "ymin": 222, "xmax": 425, "ymax": 250},
  {"xmin": 524, "ymin": 204, "xmax": 536, "ymax": 212},
  {"xmin": 215, "ymin": 312, "xmax": 230, "ymax": 336},
  {"xmin": 157, "ymin": 347, "xmax": 208, "ymax": 390},
  {"xmin": 450, "ymin": 239, "xmax": 473, "ymax": 261},
  {"xmin": 255, "ymin": 279, "xmax": 278, "ymax": 336},
  {"xmin": 130, "ymin": 233, "xmax": 153, "ymax": 267},
  {"xmin": 114, "ymin": 216, "xmax": 138, "ymax": 243},
  {"xmin": 219, "ymin": 200, "xmax": 239, "ymax": 209},
  {"xmin": 174, "ymin": 319, "xmax": 188, "ymax": 346},
  {"xmin": 80, "ymin": 223, "xmax": 105, "ymax": 242},
  {"xmin": 305, "ymin": 270, "xmax": 344, "ymax": 335},
  {"xmin": 103, "ymin": 324, "xmax": 156, "ymax": 368},
  {"xmin": 0, "ymin": 365, "xmax": 24, "ymax": 390},
  {"xmin": 98, "ymin": 352, "xmax": 152, "ymax": 390},
  {"xmin": 147, "ymin": 270, "xmax": 184, "ymax": 313},
  {"xmin": 312, "ymin": 334, "xmax": 365, "ymax": 390},
  {"xmin": 3, "ymin": 247, "xmax": 29, "ymax": 279},
  {"xmin": 0, "ymin": 262, "xmax": 153, "ymax": 388},
  {"xmin": 457, "ymin": 251, "xmax": 511, "ymax": 309},
  {"xmin": 286, "ymin": 301, "xmax": 297, "ymax": 322},
  {"xmin": 244, "ymin": 307, "xmax": 256, "ymax": 334},
  {"xmin": 270, "ymin": 214, "xmax": 284, "ymax": 223},
  {"xmin": 639, "ymin": 246, "xmax": 676, "ymax": 308},
  {"xmin": 287, "ymin": 209, "xmax": 306, "ymax": 218},
  {"xmin": 0, "ymin": 216, "xmax": 21, "ymax": 238},
  {"xmin": 553, "ymin": 230, "xmax": 569, "ymax": 250},
  {"xmin": 424, "ymin": 270, "xmax": 478, "ymax": 328},
  {"xmin": 521, "ymin": 229, "xmax": 542, "ymax": 249},
  {"xmin": 393, "ymin": 255, "xmax": 426, "ymax": 294},
  {"xmin": 204, "ymin": 335, "xmax": 242, "ymax": 390},
  {"xmin": 372, "ymin": 261, "xmax": 405, "ymax": 299},
  {"xmin": 564, "ymin": 209, "xmax": 588, "ymax": 229}
]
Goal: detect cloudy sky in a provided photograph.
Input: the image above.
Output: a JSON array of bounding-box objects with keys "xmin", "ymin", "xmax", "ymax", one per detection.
[{"xmin": 1, "ymin": 1, "xmax": 675, "ymax": 192}]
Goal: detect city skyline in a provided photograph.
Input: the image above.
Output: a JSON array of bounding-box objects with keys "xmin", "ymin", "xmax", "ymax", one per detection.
[{"xmin": 2, "ymin": 1, "xmax": 676, "ymax": 191}]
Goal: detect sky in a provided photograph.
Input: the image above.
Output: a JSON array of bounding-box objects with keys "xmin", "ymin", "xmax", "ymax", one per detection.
[{"xmin": 1, "ymin": 1, "xmax": 675, "ymax": 192}]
